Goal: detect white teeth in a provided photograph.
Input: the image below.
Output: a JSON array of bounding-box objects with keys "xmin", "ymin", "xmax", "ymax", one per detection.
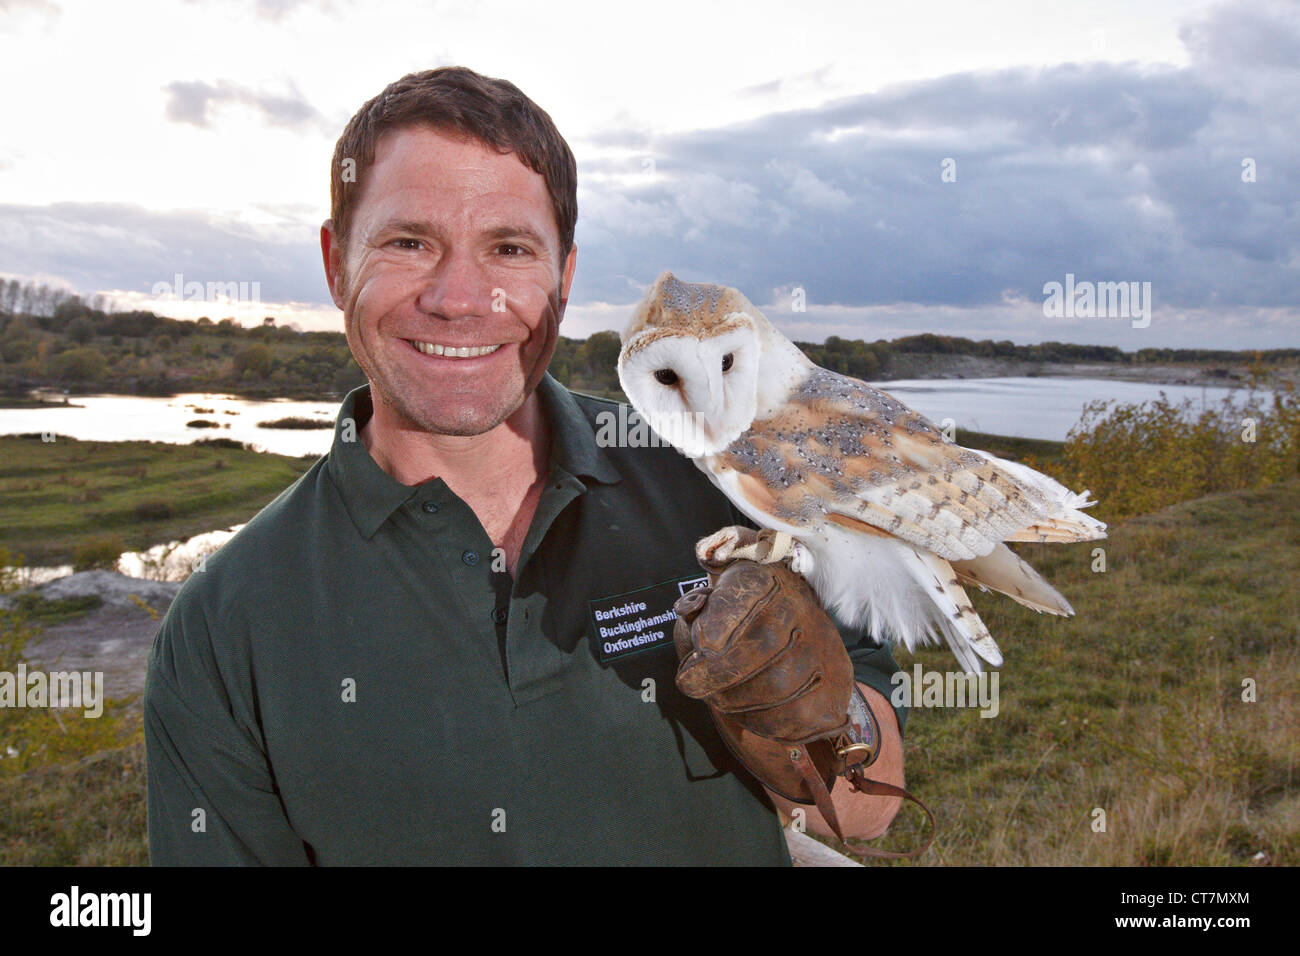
[{"xmin": 411, "ymin": 341, "xmax": 502, "ymax": 358}]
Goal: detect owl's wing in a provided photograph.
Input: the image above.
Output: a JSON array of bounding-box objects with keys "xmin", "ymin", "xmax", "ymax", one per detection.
[{"xmin": 714, "ymin": 368, "xmax": 1105, "ymax": 613}]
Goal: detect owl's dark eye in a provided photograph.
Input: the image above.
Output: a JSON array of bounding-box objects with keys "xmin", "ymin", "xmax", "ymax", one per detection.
[
  {"xmin": 654, "ymin": 368, "xmax": 679, "ymax": 386},
  {"xmin": 721, "ymin": 353, "xmax": 734, "ymax": 372}
]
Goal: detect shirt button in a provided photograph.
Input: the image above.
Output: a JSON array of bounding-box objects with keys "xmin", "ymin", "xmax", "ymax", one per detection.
[
  {"xmin": 462, "ymin": 549, "xmax": 480, "ymax": 566},
  {"xmin": 422, "ymin": 501, "xmax": 440, "ymax": 514},
  {"xmin": 492, "ymin": 607, "xmax": 508, "ymax": 625}
]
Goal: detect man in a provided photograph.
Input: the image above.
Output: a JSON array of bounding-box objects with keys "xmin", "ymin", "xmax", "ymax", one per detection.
[{"xmin": 144, "ymin": 66, "xmax": 906, "ymax": 865}]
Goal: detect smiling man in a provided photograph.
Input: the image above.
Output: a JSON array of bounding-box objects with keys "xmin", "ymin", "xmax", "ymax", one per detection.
[
  {"xmin": 320, "ymin": 116, "xmax": 571, "ymax": 576},
  {"xmin": 144, "ymin": 66, "xmax": 907, "ymax": 865}
]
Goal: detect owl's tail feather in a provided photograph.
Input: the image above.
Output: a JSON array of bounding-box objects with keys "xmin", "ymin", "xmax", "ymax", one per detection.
[
  {"xmin": 968, "ymin": 450, "xmax": 1109, "ymax": 543},
  {"xmin": 1002, "ymin": 508, "xmax": 1107, "ymax": 544},
  {"xmin": 950, "ymin": 542, "xmax": 1075, "ymax": 616},
  {"xmin": 906, "ymin": 549, "xmax": 1003, "ymax": 672}
]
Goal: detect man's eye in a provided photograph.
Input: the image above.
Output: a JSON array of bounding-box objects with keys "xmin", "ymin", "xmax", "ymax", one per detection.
[
  {"xmin": 392, "ymin": 238, "xmax": 422, "ymax": 250},
  {"xmin": 496, "ymin": 243, "xmax": 528, "ymax": 257}
]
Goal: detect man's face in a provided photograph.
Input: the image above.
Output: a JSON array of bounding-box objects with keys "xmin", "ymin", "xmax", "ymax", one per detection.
[{"xmin": 323, "ymin": 125, "xmax": 576, "ymax": 437}]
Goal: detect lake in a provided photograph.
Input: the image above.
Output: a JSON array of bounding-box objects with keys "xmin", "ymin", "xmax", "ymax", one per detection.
[
  {"xmin": 1, "ymin": 392, "xmax": 339, "ymax": 457},
  {"xmin": 876, "ymin": 376, "xmax": 1268, "ymax": 442},
  {"xmin": 0, "ymin": 378, "xmax": 1270, "ymax": 454},
  {"xmin": 3, "ymin": 376, "xmax": 1272, "ymax": 584}
]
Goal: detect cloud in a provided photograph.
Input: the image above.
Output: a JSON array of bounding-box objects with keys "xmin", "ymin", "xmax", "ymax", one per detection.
[
  {"xmin": 163, "ymin": 79, "xmax": 325, "ymax": 130},
  {"xmin": 0, "ymin": 0, "xmax": 58, "ymax": 14},
  {"xmin": 6, "ymin": 0, "xmax": 1295, "ymax": 350},
  {"xmin": 1181, "ymin": 0, "xmax": 1300, "ymax": 72},
  {"xmin": 0, "ymin": 202, "xmax": 324, "ymax": 308},
  {"xmin": 564, "ymin": 0, "xmax": 1299, "ymax": 350},
  {"xmin": 181, "ymin": 0, "xmax": 332, "ymax": 22}
]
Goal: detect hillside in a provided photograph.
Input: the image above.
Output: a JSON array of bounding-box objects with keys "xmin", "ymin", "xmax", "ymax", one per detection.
[
  {"xmin": 842, "ymin": 478, "xmax": 1300, "ymax": 865},
  {"xmin": 2, "ymin": 477, "xmax": 1295, "ymax": 865}
]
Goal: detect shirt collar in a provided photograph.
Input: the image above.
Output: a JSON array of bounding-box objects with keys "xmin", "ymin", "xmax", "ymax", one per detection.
[
  {"xmin": 327, "ymin": 373, "xmax": 621, "ymax": 539},
  {"xmin": 536, "ymin": 372, "xmax": 623, "ymax": 489}
]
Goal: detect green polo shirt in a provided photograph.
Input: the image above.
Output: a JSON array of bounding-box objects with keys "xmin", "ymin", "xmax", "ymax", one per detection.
[{"xmin": 144, "ymin": 374, "xmax": 905, "ymax": 865}]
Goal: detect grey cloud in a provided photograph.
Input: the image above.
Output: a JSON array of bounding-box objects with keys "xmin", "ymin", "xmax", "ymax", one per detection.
[
  {"xmin": 8, "ymin": 0, "xmax": 1294, "ymax": 352},
  {"xmin": 567, "ymin": 0, "xmax": 1299, "ymax": 347},
  {"xmin": 163, "ymin": 79, "xmax": 325, "ymax": 130},
  {"xmin": 1181, "ymin": 0, "xmax": 1300, "ymax": 71},
  {"xmin": 736, "ymin": 65, "xmax": 835, "ymax": 99},
  {"xmin": 0, "ymin": 203, "xmax": 325, "ymax": 307}
]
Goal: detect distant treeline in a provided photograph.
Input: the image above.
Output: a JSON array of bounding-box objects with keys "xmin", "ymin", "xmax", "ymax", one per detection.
[
  {"xmin": 1, "ymin": 281, "xmax": 366, "ymax": 399},
  {"xmin": 1, "ymin": 279, "xmax": 1297, "ymax": 402},
  {"xmin": 796, "ymin": 332, "xmax": 1300, "ymax": 382}
]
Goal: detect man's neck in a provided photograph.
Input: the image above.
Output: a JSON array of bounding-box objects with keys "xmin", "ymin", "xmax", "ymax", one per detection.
[
  {"xmin": 361, "ymin": 388, "xmax": 549, "ymax": 489},
  {"xmin": 359, "ymin": 388, "xmax": 552, "ymax": 575}
]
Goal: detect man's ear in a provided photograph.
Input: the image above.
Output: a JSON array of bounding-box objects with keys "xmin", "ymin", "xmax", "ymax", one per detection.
[
  {"xmin": 321, "ymin": 220, "xmax": 347, "ymax": 310},
  {"xmin": 557, "ymin": 242, "xmax": 578, "ymax": 320}
]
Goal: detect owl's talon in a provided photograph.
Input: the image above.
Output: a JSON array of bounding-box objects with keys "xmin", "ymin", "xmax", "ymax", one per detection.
[
  {"xmin": 789, "ymin": 541, "xmax": 814, "ymax": 576},
  {"xmin": 696, "ymin": 527, "xmax": 741, "ymax": 566}
]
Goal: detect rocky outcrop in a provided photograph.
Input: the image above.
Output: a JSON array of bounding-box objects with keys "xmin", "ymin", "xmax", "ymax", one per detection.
[
  {"xmin": 5, "ymin": 571, "xmax": 182, "ymax": 704},
  {"xmin": 3, "ymin": 570, "xmax": 181, "ymax": 612}
]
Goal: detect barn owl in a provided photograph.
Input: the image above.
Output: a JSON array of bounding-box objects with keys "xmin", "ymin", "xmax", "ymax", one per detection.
[{"xmin": 617, "ymin": 271, "xmax": 1107, "ymax": 673}]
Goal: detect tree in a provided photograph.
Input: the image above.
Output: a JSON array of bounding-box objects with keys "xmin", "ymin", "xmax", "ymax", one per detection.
[
  {"xmin": 233, "ymin": 343, "xmax": 274, "ymax": 378},
  {"xmin": 51, "ymin": 346, "xmax": 107, "ymax": 381},
  {"xmin": 576, "ymin": 330, "xmax": 621, "ymax": 375},
  {"xmin": 67, "ymin": 316, "xmax": 95, "ymax": 345}
]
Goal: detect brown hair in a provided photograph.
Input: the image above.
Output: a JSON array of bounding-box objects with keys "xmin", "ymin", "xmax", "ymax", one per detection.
[{"xmin": 329, "ymin": 66, "xmax": 577, "ymax": 257}]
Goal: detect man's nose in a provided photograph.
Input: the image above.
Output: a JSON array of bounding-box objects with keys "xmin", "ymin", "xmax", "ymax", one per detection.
[{"xmin": 414, "ymin": 247, "xmax": 493, "ymax": 320}]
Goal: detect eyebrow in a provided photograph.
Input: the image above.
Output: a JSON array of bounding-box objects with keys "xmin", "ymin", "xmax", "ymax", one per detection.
[{"xmin": 374, "ymin": 220, "xmax": 550, "ymax": 248}]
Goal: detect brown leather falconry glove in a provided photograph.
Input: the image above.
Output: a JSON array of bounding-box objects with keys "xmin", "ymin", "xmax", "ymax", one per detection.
[{"xmin": 672, "ymin": 526, "xmax": 935, "ymax": 857}]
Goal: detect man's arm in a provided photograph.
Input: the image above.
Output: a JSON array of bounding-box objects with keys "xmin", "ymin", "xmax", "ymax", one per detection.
[
  {"xmin": 701, "ymin": 506, "xmax": 910, "ymax": 842},
  {"xmin": 144, "ymin": 589, "xmax": 311, "ymax": 866},
  {"xmin": 765, "ymin": 682, "xmax": 904, "ymax": 840}
]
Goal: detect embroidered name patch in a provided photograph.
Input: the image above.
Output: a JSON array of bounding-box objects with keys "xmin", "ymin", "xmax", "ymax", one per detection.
[{"xmin": 589, "ymin": 574, "xmax": 709, "ymax": 663}]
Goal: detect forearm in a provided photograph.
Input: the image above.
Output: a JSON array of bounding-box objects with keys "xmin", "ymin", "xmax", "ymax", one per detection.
[{"xmin": 766, "ymin": 682, "xmax": 904, "ymax": 841}]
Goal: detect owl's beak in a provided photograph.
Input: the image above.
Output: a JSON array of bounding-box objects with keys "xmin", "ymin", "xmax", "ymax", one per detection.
[{"xmin": 703, "ymin": 372, "xmax": 729, "ymax": 446}]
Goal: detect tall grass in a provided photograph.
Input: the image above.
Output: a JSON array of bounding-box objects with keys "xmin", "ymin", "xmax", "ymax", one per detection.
[
  {"xmin": 1048, "ymin": 371, "xmax": 1299, "ymax": 523},
  {"xmin": 841, "ymin": 476, "xmax": 1299, "ymax": 866},
  {"xmin": 0, "ymin": 545, "xmax": 146, "ymax": 864}
]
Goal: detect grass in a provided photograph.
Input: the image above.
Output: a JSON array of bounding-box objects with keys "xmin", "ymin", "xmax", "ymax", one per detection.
[
  {"xmin": 0, "ymin": 435, "xmax": 316, "ymax": 566},
  {"xmin": 838, "ymin": 477, "xmax": 1299, "ymax": 866},
  {"xmin": 0, "ymin": 411, "xmax": 1293, "ymax": 865},
  {"xmin": 257, "ymin": 415, "xmax": 334, "ymax": 429},
  {"xmin": 4, "ymin": 593, "xmax": 103, "ymax": 624},
  {"xmin": 0, "ymin": 740, "xmax": 148, "ymax": 866},
  {"xmin": 0, "ymin": 477, "xmax": 1294, "ymax": 865}
]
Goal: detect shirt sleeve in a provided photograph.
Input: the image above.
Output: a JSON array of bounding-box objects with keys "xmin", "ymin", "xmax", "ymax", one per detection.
[
  {"xmin": 720, "ymin": 500, "xmax": 908, "ymax": 737},
  {"xmin": 144, "ymin": 585, "xmax": 312, "ymax": 866}
]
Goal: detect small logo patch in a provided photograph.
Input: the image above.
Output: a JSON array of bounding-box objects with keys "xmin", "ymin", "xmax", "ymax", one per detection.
[{"xmin": 589, "ymin": 574, "xmax": 709, "ymax": 663}]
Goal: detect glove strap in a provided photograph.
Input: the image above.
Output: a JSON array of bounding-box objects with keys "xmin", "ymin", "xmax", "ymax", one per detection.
[{"xmin": 786, "ymin": 686, "xmax": 937, "ymax": 861}]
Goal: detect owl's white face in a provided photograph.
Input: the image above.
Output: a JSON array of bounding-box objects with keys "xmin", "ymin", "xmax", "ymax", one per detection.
[{"xmin": 617, "ymin": 322, "xmax": 760, "ymax": 457}]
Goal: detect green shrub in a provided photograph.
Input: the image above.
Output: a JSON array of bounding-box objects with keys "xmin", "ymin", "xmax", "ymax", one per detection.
[
  {"xmin": 1049, "ymin": 374, "xmax": 1298, "ymax": 523},
  {"xmin": 71, "ymin": 533, "xmax": 125, "ymax": 571},
  {"xmin": 134, "ymin": 499, "xmax": 173, "ymax": 521}
]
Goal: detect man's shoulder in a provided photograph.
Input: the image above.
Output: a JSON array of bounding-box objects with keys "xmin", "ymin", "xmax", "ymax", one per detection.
[
  {"xmin": 564, "ymin": 388, "xmax": 709, "ymax": 478},
  {"xmin": 560, "ymin": 387, "xmax": 743, "ymax": 536},
  {"xmin": 163, "ymin": 455, "xmax": 334, "ymax": 620}
]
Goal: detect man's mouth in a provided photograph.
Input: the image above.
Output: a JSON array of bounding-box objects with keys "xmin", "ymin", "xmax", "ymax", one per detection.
[{"xmin": 407, "ymin": 340, "xmax": 504, "ymax": 359}]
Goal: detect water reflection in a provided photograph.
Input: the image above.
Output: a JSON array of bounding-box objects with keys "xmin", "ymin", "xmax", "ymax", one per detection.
[
  {"xmin": 11, "ymin": 525, "xmax": 244, "ymax": 586},
  {"xmin": 117, "ymin": 525, "xmax": 245, "ymax": 581},
  {"xmin": 1, "ymin": 392, "xmax": 338, "ymax": 457},
  {"xmin": 1, "ymin": 380, "xmax": 1272, "ymax": 450}
]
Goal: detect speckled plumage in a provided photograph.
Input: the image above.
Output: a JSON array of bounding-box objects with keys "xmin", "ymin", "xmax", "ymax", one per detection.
[{"xmin": 618, "ymin": 272, "xmax": 1108, "ymax": 672}]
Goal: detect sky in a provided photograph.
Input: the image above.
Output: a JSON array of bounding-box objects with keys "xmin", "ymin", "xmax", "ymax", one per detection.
[{"xmin": 0, "ymin": 0, "xmax": 1296, "ymax": 350}]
